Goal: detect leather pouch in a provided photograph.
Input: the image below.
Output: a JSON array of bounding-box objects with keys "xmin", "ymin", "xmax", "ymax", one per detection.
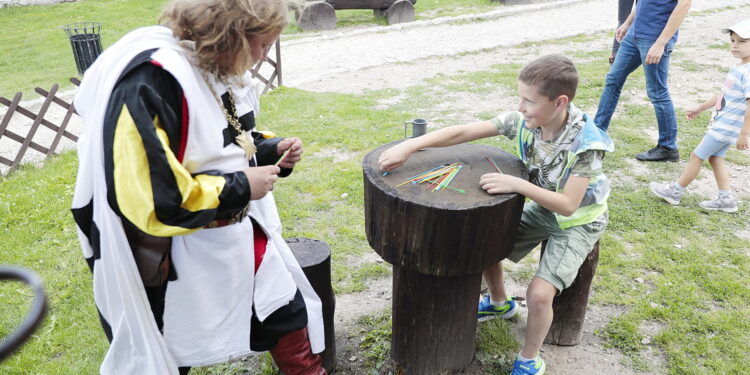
[{"xmin": 123, "ymin": 222, "xmax": 172, "ymax": 286}]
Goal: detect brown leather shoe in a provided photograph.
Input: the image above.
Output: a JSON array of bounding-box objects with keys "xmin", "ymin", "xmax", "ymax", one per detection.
[{"xmin": 270, "ymin": 328, "xmax": 327, "ymax": 375}]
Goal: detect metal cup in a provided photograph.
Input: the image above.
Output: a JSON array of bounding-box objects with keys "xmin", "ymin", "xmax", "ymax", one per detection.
[{"xmin": 404, "ymin": 118, "xmax": 428, "ymax": 138}]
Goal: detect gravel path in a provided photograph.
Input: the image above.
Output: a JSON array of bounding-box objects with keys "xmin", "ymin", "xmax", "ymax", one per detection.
[{"xmin": 2, "ymin": 0, "xmax": 743, "ymax": 174}]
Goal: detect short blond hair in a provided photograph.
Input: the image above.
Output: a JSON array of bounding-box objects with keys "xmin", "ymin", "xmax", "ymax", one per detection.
[
  {"xmin": 160, "ymin": 0, "xmax": 289, "ymax": 78},
  {"xmin": 518, "ymin": 54, "xmax": 578, "ymax": 102}
]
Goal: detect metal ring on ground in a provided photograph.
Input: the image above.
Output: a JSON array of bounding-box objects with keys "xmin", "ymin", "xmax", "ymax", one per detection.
[{"xmin": 0, "ymin": 266, "xmax": 48, "ymax": 362}]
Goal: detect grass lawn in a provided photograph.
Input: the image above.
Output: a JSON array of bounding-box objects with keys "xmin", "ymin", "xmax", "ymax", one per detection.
[{"xmin": 0, "ymin": 0, "xmax": 504, "ymax": 99}]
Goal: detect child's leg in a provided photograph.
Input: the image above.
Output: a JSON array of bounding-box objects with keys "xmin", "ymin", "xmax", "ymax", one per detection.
[
  {"xmin": 708, "ymin": 156, "xmax": 731, "ymax": 191},
  {"xmin": 483, "ymin": 261, "xmax": 507, "ymax": 302},
  {"xmin": 676, "ymin": 153, "xmax": 704, "ymax": 188},
  {"xmin": 494, "ymin": 203, "xmax": 554, "ymax": 302},
  {"xmin": 520, "ymin": 277, "xmax": 557, "ymax": 359},
  {"xmin": 700, "ymin": 155, "xmax": 738, "ymax": 212}
]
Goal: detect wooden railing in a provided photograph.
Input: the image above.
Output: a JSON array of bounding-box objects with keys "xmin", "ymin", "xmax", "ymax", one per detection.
[{"xmin": 0, "ymin": 40, "xmax": 282, "ymax": 175}]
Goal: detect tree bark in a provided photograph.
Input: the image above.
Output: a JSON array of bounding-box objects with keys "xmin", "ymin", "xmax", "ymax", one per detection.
[
  {"xmin": 391, "ymin": 266, "xmax": 481, "ymax": 374},
  {"xmin": 542, "ymin": 241, "xmax": 600, "ymax": 346},
  {"xmin": 285, "ymin": 238, "xmax": 337, "ymax": 372},
  {"xmin": 384, "ymin": 0, "xmax": 415, "ymax": 24},
  {"xmin": 296, "ymin": 1, "xmax": 336, "ymax": 31}
]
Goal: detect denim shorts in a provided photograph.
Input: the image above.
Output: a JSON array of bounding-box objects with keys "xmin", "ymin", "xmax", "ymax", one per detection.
[
  {"xmin": 506, "ymin": 202, "xmax": 607, "ymax": 292},
  {"xmin": 693, "ymin": 134, "xmax": 731, "ymax": 160}
]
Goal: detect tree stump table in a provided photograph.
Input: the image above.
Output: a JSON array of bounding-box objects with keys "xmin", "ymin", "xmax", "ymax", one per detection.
[{"xmin": 362, "ymin": 142, "xmax": 528, "ymax": 374}]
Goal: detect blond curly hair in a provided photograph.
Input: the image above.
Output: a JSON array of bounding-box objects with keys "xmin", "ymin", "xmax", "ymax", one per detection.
[{"xmin": 160, "ymin": 0, "xmax": 290, "ymax": 78}]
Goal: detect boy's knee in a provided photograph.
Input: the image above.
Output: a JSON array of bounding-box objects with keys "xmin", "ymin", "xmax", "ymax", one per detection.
[{"xmin": 526, "ymin": 283, "xmax": 555, "ymax": 307}]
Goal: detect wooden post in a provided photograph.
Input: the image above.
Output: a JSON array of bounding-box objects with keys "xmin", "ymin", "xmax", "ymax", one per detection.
[
  {"xmin": 363, "ymin": 142, "xmax": 527, "ymax": 374},
  {"xmin": 541, "ymin": 240, "xmax": 600, "ymax": 346},
  {"xmin": 285, "ymin": 238, "xmax": 337, "ymax": 373}
]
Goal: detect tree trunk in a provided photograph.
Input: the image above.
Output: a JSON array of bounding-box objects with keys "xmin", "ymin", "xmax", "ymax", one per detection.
[
  {"xmin": 285, "ymin": 238, "xmax": 337, "ymax": 372},
  {"xmin": 391, "ymin": 266, "xmax": 481, "ymax": 374},
  {"xmin": 384, "ymin": 0, "xmax": 415, "ymax": 24},
  {"xmin": 296, "ymin": 1, "xmax": 336, "ymax": 31},
  {"xmin": 542, "ymin": 241, "xmax": 600, "ymax": 346}
]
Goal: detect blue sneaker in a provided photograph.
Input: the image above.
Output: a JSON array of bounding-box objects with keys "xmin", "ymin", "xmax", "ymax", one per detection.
[
  {"xmin": 477, "ymin": 294, "xmax": 519, "ymax": 321},
  {"xmin": 510, "ymin": 356, "xmax": 546, "ymax": 375}
]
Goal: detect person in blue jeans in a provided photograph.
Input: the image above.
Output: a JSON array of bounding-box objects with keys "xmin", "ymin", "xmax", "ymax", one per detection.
[
  {"xmin": 609, "ymin": 0, "xmax": 636, "ymax": 65},
  {"xmin": 595, "ymin": 0, "xmax": 691, "ymax": 162}
]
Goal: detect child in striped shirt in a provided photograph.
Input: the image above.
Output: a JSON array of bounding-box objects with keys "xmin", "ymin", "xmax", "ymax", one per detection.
[{"xmin": 650, "ymin": 19, "xmax": 750, "ymax": 212}]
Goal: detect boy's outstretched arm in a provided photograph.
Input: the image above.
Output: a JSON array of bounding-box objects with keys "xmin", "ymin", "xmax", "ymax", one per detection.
[
  {"xmin": 738, "ymin": 98, "xmax": 750, "ymax": 151},
  {"xmin": 686, "ymin": 93, "xmax": 719, "ymax": 120},
  {"xmin": 378, "ymin": 121, "xmax": 498, "ymax": 172},
  {"xmin": 479, "ymin": 174, "xmax": 589, "ymax": 217}
]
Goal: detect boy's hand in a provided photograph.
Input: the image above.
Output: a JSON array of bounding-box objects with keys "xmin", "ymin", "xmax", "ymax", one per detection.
[
  {"xmin": 378, "ymin": 143, "xmax": 414, "ymax": 172},
  {"xmin": 686, "ymin": 107, "xmax": 703, "ymax": 121},
  {"xmin": 738, "ymin": 133, "xmax": 749, "ymax": 151},
  {"xmin": 479, "ymin": 173, "xmax": 520, "ymax": 194},
  {"xmin": 276, "ymin": 137, "xmax": 303, "ymax": 168}
]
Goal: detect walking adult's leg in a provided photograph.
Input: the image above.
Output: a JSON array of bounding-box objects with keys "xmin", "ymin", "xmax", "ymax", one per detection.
[
  {"xmin": 642, "ymin": 41, "xmax": 679, "ymax": 150},
  {"xmin": 595, "ymin": 32, "xmax": 643, "ymax": 131},
  {"xmin": 611, "ymin": 0, "xmax": 636, "ymax": 61}
]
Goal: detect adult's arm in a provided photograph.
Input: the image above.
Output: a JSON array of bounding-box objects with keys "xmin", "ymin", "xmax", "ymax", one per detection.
[
  {"xmin": 102, "ymin": 62, "xmax": 255, "ymax": 237},
  {"xmin": 645, "ymin": 0, "xmax": 692, "ymax": 64}
]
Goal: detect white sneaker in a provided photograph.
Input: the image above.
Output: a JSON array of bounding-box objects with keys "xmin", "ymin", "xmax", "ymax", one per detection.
[
  {"xmin": 699, "ymin": 196, "xmax": 738, "ymax": 213},
  {"xmin": 649, "ymin": 182, "xmax": 682, "ymax": 205}
]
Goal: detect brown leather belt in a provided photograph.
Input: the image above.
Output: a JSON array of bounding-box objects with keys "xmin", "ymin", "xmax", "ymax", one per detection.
[{"xmin": 207, "ymin": 204, "xmax": 250, "ymax": 228}]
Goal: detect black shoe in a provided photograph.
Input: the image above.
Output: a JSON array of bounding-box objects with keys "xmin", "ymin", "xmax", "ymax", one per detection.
[{"xmin": 635, "ymin": 145, "xmax": 679, "ymax": 162}]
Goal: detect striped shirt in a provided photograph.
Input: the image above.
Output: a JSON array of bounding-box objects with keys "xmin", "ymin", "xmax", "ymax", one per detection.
[{"xmin": 707, "ymin": 63, "xmax": 750, "ymax": 144}]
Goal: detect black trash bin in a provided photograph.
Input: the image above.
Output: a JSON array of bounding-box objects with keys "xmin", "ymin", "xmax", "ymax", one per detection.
[{"xmin": 63, "ymin": 21, "xmax": 103, "ymax": 75}]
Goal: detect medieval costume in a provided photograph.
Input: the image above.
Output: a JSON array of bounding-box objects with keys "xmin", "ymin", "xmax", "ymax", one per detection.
[{"xmin": 71, "ymin": 26, "xmax": 324, "ymax": 374}]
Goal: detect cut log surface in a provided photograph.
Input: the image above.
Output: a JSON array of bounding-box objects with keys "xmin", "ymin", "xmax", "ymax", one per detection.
[
  {"xmin": 363, "ymin": 141, "xmax": 528, "ymax": 277},
  {"xmin": 385, "ymin": 0, "xmax": 415, "ymax": 24},
  {"xmin": 297, "ymin": 1, "xmax": 336, "ymax": 31}
]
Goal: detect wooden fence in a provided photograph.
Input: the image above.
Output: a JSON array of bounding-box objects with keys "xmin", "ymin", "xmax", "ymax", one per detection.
[{"xmin": 0, "ymin": 40, "xmax": 282, "ymax": 175}]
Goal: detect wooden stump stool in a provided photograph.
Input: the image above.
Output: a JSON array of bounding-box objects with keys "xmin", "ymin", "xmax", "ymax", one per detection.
[
  {"xmin": 541, "ymin": 240, "xmax": 600, "ymax": 346},
  {"xmin": 363, "ymin": 142, "xmax": 528, "ymax": 374},
  {"xmin": 285, "ymin": 238, "xmax": 337, "ymax": 373}
]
